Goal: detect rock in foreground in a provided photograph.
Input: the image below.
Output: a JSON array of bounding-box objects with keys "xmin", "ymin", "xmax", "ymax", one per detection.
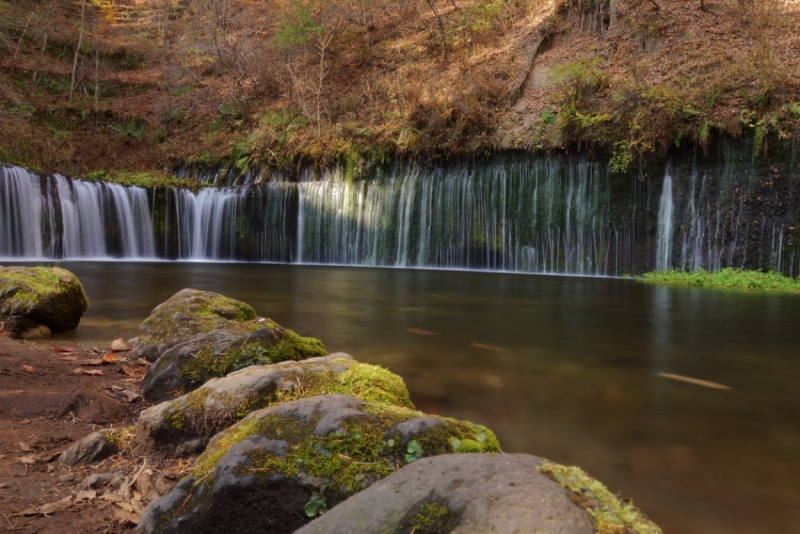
[
  {"xmin": 296, "ymin": 453, "xmax": 595, "ymax": 534},
  {"xmin": 137, "ymin": 394, "xmax": 499, "ymax": 534},
  {"xmin": 135, "ymin": 289, "xmax": 326, "ymax": 401},
  {"xmin": 0, "ymin": 266, "xmax": 89, "ymax": 334},
  {"xmin": 136, "ymin": 354, "xmax": 414, "ymax": 455}
]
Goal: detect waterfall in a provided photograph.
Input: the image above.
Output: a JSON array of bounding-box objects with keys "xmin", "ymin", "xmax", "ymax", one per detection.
[
  {"xmin": 2, "ymin": 154, "xmax": 798, "ymax": 276},
  {"xmin": 656, "ymin": 170, "xmax": 673, "ymax": 270},
  {"xmin": 0, "ymin": 166, "xmax": 156, "ymax": 259}
]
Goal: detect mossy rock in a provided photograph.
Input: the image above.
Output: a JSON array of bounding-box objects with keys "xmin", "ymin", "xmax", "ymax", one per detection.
[
  {"xmin": 136, "ymin": 354, "xmax": 414, "ymax": 455},
  {"xmin": 0, "ymin": 266, "xmax": 88, "ymax": 332},
  {"xmin": 296, "ymin": 454, "xmax": 602, "ymax": 534},
  {"xmin": 136, "ymin": 289, "xmax": 326, "ymax": 402},
  {"xmin": 137, "ymin": 394, "xmax": 500, "ymax": 534}
]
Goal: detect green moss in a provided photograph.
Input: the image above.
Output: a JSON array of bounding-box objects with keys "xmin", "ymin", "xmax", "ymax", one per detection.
[
  {"xmin": 406, "ymin": 502, "xmax": 457, "ymax": 534},
  {"xmin": 264, "ymin": 329, "xmax": 326, "ymax": 363},
  {"xmin": 537, "ymin": 461, "xmax": 662, "ymax": 534},
  {"xmin": 153, "ymin": 359, "xmax": 415, "ymax": 451},
  {"xmin": 179, "ymin": 330, "xmax": 326, "ymax": 388},
  {"xmin": 193, "ymin": 400, "xmax": 501, "ymax": 499},
  {"xmin": 0, "ymin": 266, "xmax": 89, "ymax": 330},
  {"xmin": 640, "ymin": 268, "xmax": 800, "ymax": 293}
]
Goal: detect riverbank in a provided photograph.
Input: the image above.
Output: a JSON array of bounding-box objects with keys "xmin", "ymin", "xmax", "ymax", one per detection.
[
  {"xmin": 1, "ymin": 0, "xmax": 798, "ymax": 179},
  {"xmin": 640, "ymin": 268, "xmax": 800, "ymax": 293}
]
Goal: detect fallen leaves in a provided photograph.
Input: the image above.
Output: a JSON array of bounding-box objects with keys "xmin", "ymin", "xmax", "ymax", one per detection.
[
  {"xmin": 20, "ymin": 365, "xmax": 36, "ymax": 374},
  {"xmin": 53, "ymin": 346, "xmax": 76, "ymax": 353}
]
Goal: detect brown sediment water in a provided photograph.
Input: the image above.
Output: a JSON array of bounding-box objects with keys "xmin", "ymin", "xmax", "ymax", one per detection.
[{"xmin": 18, "ymin": 261, "xmax": 800, "ymax": 534}]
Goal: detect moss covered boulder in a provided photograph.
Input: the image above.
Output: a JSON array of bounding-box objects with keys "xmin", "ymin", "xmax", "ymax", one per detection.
[
  {"xmin": 136, "ymin": 354, "xmax": 414, "ymax": 456},
  {"xmin": 59, "ymin": 427, "xmax": 133, "ymax": 467},
  {"xmin": 296, "ymin": 454, "xmax": 597, "ymax": 534},
  {"xmin": 0, "ymin": 266, "xmax": 89, "ymax": 333},
  {"xmin": 136, "ymin": 289, "xmax": 326, "ymax": 401},
  {"xmin": 136, "ymin": 394, "xmax": 499, "ymax": 534}
]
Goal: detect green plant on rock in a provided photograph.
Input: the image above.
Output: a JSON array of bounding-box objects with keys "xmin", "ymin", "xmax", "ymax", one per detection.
[
  {"xmin": 304, "ymin": 494, "xmax": 327, "ymax": 517},
  {"xmin": 405, "ymin": 439, "xmax": 423, "ymax": 463},
  {"xmin": 537, "ymin": 461, "xmax": 662, "ymax": 534}
]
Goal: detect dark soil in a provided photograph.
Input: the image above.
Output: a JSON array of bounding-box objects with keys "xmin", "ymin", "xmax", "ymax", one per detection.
[{"xmin": 0, "ymin": 336, "xmax": 186, "ymax": 533}]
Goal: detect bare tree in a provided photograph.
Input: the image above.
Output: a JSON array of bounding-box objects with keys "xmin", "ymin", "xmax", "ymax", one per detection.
[{"xmin": 68, "ymin": 0, "xmax": 86, "ymax": 104}]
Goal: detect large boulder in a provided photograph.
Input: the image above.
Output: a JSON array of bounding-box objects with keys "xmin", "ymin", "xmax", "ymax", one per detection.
[
  {"xmin": 135, "ymin": 289, "xmax": 326, "ymax": 401},
  {"xmin": 136, "ymin": 394, "xmax": 500, "ymax": 534},
  {"xmin": 136, "ymin": 354, "xmax": 414, "ymax": 455},
  {"xmin": 0, "ymin": 266, "xmax": 89, "ymax": 333},
  {"xmin": 295, "ymin": 454, "xmax": 596, "ymax": 534}
]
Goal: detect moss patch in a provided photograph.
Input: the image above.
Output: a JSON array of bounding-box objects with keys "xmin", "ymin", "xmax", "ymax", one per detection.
[
  {"xmin": 537, "ymin": 461, "xmax": 662, "ymax": 534},
  {"xmin": 641, "ymin": 268, "xmax": 800, "ymax": 293},
  {"xmin": 193, "ymin": 399, "xmax": 500, "ymax": 499},
  {"xmin": 151, "ymin": 359, "xmax": 414, "ymax": 450},
  {"xmin": 404, "ymin": 502, "xmax": 458, "ymax": 534},
  {"xmin": 178, "ymin": 331, "xmax": 326, "ymax": 389}
]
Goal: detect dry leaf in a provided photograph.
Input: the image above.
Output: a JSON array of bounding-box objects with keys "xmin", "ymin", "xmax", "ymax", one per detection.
[
  {"xmin": 102, "ymin": 353, "xmax": 121, "ymax": 363},
  {"xmin": 133, "ymin": 358, "xmax": 150, "ymax": 367},
  {"xmin": 79, "ymin": 359, "xmax": 104, "ymax": 366},
  {"xmin": 404, "ymin": 327, "xmax": 437, "ymax": 335},
  {"xmin": 19, "ymin": 455, "xmax": 36, "ymax": 465},
  {"xmin": 71, "ymin": 369, "xmax": 104, "ymax": 376},
  {"xmin": 120, "ymin": 365, "xmax": 145, "ymax": 378},
  {"xmin": 20, "ymin": 365, "xmax": 36, "ymax": 373},
  {"xmin": 59, "ymin": 356, "xmax": 78, "ymax": 361},
  {"xmin": 53, "ymin": 346, "xmax": 76, "ymax": 353}
]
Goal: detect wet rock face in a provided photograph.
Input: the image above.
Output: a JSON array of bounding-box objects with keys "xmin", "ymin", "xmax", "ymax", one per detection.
[
  {"xmin": 134, "ymin": 288, "xmax": 326, "ymax": 402},
  {"xmin": 136, "ymin": 354, "xmax": 415, "ymax": 456},
  {"xmin": 0, "ymin": 266, "xmax": 89, "ymax": 333},
  {"xmin": 296, "ymin": 454, "xmax": 596, "ymax": 534},
  {"xmin": 137, "ymin": 394, "xmax": 500, "ymax": 534}
]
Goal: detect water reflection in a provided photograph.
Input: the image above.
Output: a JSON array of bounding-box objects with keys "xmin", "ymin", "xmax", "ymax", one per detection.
[{"xmin": 17, "ymin": 262, "xmax": 800, "ymax": 534}]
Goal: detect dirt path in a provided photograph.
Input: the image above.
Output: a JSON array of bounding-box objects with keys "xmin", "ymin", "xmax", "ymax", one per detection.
[{"xmin": 0, "ymin": 337, "xmax": 184, "ymax": 533}]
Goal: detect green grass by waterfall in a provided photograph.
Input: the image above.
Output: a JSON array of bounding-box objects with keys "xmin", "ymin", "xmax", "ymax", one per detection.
[{"xmin": 641, "ymin": 268, "xmax": 800, "ymax": 293}]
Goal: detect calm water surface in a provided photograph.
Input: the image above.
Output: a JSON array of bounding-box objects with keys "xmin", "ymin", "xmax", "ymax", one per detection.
[{"xmin": 28, "ymin": 262, "xmax": 800, "ymax": 534}]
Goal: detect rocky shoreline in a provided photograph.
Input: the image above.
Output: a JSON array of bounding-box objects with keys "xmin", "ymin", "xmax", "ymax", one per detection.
[{"xmin": 0, "ymin": 266, "xmax": 662, "ymax": 533}]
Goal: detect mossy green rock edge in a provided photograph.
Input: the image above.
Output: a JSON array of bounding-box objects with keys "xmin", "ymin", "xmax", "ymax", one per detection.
[
  {"xmin": 136, "ymin": 354, "xmax": 415, "ymax": 455},
  {"xmin": 136, "ymin": 289, "xmax": 326, "ymax": 402},
  {"xmin": 137, "ymin": 394, "xmax": 500, "ymax": 534},
  {"xmin": 0, "ymin": 266, "xmax": 89, "ymax": 332}
]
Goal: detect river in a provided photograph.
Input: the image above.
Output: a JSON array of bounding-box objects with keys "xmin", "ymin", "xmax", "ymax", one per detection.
[{"xmin": 21, "ymin": 261, "xmax": 800, "ymax": 534}]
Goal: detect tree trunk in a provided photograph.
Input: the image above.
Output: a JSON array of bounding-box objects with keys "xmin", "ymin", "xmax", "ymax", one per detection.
[{"xmin": 69, "ymin": 0, "xmax": 87, "ymax": 104}]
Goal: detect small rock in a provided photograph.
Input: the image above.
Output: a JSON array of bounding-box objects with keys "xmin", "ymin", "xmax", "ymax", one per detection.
[
  {"xmin": 81, "ymin": 471, "xmax": 123, "ymax": 490},
  {"xmin": 110, "ymin": 338, "xmax": 130, "ymax": 352},
  {"xmin": 59, "ymin": 430, "xmax": 119, "ymax": 467},
  {"xmin": 57, "ymin": 385, "xmax": 128, "ymax": 425},
  {"xmin": 57, "ymin": 472, "xmax": 76, "ymax": 484}
]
